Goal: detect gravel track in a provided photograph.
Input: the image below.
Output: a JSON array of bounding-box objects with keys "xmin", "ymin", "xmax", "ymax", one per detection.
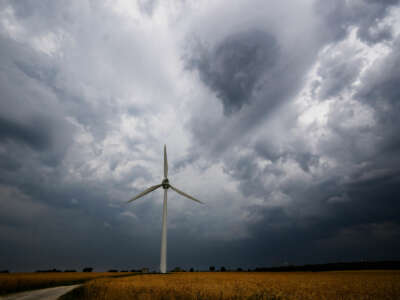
[{"xmin": 0, "ymin": 284, "xmax": 81, "ymax": 300}]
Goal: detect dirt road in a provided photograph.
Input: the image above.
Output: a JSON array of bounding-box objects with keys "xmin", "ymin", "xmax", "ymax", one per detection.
[{"xmin": 0, "ymin": 284, "xmax": 80, "ymax": 300}]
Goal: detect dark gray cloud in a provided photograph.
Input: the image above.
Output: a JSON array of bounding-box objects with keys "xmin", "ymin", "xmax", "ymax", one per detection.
[
  {"xmin": 0, "ymin": 116, "xmax": 52, "ymax": 151},
  {"xmin": 187, "ymin": 30, "xmax": 279, "ymax": 115},
  {"xmin": 1, "ymin": 0, "xmax": 400, "ymax": 273}
]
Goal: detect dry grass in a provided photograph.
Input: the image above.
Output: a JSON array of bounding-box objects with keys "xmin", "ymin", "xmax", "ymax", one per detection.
[
  {"xmin": 62, "ymin": 271, "xmax": 400, "ymax": 300},
  {"xmin": 0, "ymin": 272, "xmax": 136, "ymax": 295}
]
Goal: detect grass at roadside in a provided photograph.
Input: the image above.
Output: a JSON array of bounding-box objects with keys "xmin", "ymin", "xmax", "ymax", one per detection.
[
  {"xmin": 0, "ymin": 272, "xmax": 137, "ymax": 295},
  {"xmin": 61, "ymin": 271, "xmax": 400, "ymax": 300}
]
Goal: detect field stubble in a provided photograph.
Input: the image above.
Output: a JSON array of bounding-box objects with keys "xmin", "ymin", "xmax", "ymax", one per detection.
[{"xmin": 61, "ymin": 271, "xmax": 400, "ymax": 300}]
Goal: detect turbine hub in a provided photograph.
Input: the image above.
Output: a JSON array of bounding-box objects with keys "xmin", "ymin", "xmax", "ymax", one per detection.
[{"xmin": 162, "ymin": 178, "xmax": 170, "ymax": 189}]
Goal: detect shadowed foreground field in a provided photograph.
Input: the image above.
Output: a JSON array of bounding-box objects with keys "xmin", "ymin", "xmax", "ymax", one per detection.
[
  {"xmin": 0, "ymin": 272, "xmax": 135, "ymax": 295},
  {"xmin": 61, "ymin": 271, "xmax": 400, "ymax": 300}
]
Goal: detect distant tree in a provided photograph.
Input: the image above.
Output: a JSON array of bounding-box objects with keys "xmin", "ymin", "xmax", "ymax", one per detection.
[
  {"xmin": 130, "ymin": 269, "xmax": 137, "ymax": 272},
  {"xmin": 209, "ymin": 266, "xmax": 215, "ymax": 272},
  {"xmin": 36, "ymin": 268, "xmax": 62, "ymax": 272},
  {"xmin": 172, "ymin": 267, "xmax": 182, "ymax": 272},
  {"xmin": 190, "ymin": 267, "xmax": 194, "ymax": 272},
  {"xmin": 64, "ymin": 269, "xmax": 77, "ymax": 272},
  {"xmin": 237, "ymin": 267, "xmax": 243, "ymax": 272},
  {"xmin": 0, "ymin": 270, "xmax": 9, "ymax": 273},
  {"xmin": 220, "ymin": 266, "xmax": 226, "ymax": 272},
  {"xmin": 83, "ymin": 267, "xmax": 93, "ymax": 272},
  {"xmin": 108, "ymin": 269, "xmax": 118, "ymax": 272},
  {"xmin": 120, "ymin": 270, "xmax": 129, "ymax": 272}
]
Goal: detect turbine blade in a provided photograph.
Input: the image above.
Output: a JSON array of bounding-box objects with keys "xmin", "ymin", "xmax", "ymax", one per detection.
[
  {"xmin": 170, "ymin": 185, "xmax": 203, "ymax": 204},
  {"xmin": 164, "ymin": 144, "xmax": 168, "ymax": 178},
  {"xmin": 127, "ymin": 184, "xmax": 162, "ymax": 203}
]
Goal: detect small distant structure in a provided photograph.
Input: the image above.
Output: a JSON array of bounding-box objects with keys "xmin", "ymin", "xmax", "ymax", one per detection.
[{"xmin": 141, "ymin": 267, "xmax": 149, "ymax": 273}]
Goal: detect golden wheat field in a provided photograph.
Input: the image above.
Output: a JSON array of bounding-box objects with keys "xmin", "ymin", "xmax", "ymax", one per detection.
[
  {"xmin": 61, "ymin": 271, "xmax": 400, "ymax": 300},
  {"xmin": 0, "ymin": 272, "xmax": 135, "ymax": 295}
]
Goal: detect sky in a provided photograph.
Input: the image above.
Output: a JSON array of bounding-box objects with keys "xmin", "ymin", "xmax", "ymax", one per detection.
[{"xmin": 1, "ymin": 0, "xmax": 400, "ymax": 272}]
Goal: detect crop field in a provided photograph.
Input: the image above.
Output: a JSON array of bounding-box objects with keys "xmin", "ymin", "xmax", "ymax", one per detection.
[
  {"xmin": 0, "ymin": 272, "xmax": 135, "ymax": 295},
  {"xmin": 61, "ymin": 271, "xmax": 400, "ymax": 300}
]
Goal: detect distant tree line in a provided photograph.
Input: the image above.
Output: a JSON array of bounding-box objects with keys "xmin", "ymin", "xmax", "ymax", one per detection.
[
  {"xmin": 251, "ymin": 261, "xmax": 400, "ymax": 272},
  {"xmin": 6, "ymin": 260, "xmax": 400, "ymax": 274},
  {"xmin": 35, "ymin": 267, "xmax": 92, "ymax": 273},
  {"xmin": 107, "ymin": 269, "xmax": 131, "ymax": 272},
  {"xmin": 204, "ymin": 261, "xmax": 400, "ymax": 272}
]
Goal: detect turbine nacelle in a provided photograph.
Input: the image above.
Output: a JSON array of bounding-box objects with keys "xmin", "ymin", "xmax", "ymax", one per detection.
[{"xmin": 161, "ymin": 178, "xmax": 170, "ymax": 189}]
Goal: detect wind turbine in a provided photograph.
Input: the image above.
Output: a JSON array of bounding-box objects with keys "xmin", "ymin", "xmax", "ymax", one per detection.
[{"xmin": 127, "ymin": 145, "xmax": 203, "ymax": 274}]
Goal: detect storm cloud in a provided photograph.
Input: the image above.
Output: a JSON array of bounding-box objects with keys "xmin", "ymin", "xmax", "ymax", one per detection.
[
  {"xmin": 187, "ymin": 29, "xmax": 279, "ymax": 115},
  {"xmin": 1, "ymin": 0, "xmax": 400, "ymax": 272}
]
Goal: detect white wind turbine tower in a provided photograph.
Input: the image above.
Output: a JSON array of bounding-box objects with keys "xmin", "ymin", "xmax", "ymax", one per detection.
[{"xmin": 127, "ymin": 145, "xmax": 203, "ymax": 274}]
